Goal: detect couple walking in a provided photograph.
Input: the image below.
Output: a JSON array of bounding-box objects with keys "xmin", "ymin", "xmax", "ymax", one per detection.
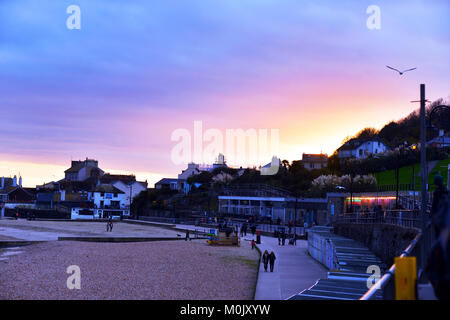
[{"xmin": 262, "ymin": 250, "xmax": 276, "ymax": 272}]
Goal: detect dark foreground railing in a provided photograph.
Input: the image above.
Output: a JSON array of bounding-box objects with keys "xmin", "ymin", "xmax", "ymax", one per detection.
[{"xmin": 360, "ymin": 231, "xmax": 423, "ymax": 300}]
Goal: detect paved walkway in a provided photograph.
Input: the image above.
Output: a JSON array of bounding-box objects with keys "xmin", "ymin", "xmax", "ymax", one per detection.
[{"xmin": 253, "ymin": 235, "xmax": 328, "ymax": 300}]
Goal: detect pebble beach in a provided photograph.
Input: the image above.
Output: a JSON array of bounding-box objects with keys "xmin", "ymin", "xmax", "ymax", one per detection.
[{"xmin": 0, "ymin": 240, "xmax": 259, "ymax": 300}]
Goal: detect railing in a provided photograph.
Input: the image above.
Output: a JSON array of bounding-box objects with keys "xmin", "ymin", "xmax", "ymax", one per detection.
[
  {"xmin": 138, "ymin": 216, "xmax": 305, "ymax": 236},
  {"xmin": 335, "ymin": 210, "xmax": 423, "ymax": 229},
  {"xmin": 360, "ymin": 231, "xmax": 423, "ymax": 300}
]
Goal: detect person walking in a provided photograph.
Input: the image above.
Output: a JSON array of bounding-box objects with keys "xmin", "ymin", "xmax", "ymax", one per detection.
[
  {"xmin": 277, "ymin": 231, "xmax": 281, "ymax": 246},
  {"xmin": 185, "ymin": 229, "xmax": 190, "ymax": 241},
  {"xmin": 293, "ymin": 232, "xmax": 297, "ymax": 246},
  {"xmin": 281, "ymin": 230, "xmax": 286, "ymax": 246},
  {"xmin": 106, "ymin": 215, "xmax": 113, "ymax": 232},
  {"xmin": 262, "ymin": 250, "xmax": 269, "ymax": 272},
  {"xmin": 269, "ymin": 251, "xmax": 276, "ymax": 272},
  {"xmin": 251, "ymin": 239, "xmax": 256, "ymax": 250}
]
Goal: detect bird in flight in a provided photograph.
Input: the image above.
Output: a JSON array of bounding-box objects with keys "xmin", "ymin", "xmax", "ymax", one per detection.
[{"xmin": 386, "ymin": 65, "xmax": 417, "ymax": 75}]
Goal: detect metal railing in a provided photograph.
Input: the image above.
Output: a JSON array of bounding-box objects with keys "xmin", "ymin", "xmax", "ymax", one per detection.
[
  {"xmin": 335, "ymin": 210, "xmax": 423, "ymax": 229},
  {"xmin": 360, "ymin": 230, "xmax": 423, "ymax": 300}
]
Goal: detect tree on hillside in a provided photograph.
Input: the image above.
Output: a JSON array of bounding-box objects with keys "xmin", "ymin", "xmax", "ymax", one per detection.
[{"xmin": 354, "ymin": 127, "xmax": 379, "ymax": 140}]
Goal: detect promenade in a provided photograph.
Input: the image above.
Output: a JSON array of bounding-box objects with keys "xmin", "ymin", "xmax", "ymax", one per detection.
[{"xmin": 252, "ymin": 234, "xmax": 328, "ymax": 300}]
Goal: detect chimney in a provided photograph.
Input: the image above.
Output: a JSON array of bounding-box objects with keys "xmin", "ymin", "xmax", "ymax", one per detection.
[{"xmin": 13, "ymin": 175, "xmax": 17, "ymax": 187}]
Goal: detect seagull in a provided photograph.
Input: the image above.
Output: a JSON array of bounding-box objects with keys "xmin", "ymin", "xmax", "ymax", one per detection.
[{"xmin": 386, "ymin": 65, "xmax": 417, "ymax": 75}]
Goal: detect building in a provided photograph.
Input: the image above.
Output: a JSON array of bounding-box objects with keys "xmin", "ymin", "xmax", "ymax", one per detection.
[
  {"xmin": 301, "ymin": 153, "xmax": 328, "ymax": 171},
  {"xmin": 337, "ymin": 138, "xmax": 389, "ymax": 160},
  {"xmin": 427, "ymin": 134, "xmax": 450, "ymax": 148},
  {"xmin": 108, "ymin": 180, "xmax": 147, "ymax": 207},
  {"xmin": 178, "ymin": 163, "xmax": 202, "ymax": 180},
  {"xmin": 155, "ymin": 178, "xmax": 185, "ymax": 191},
  {"xmin": 0, "ymin": 176, "xmax": 35, "ymax": 209},
  {"xmin": 91, "ymin": 184, "xmax": 129, "ymax": 218},
  {"xmin": 218, "ymin": 184, "xmax": 329, "ymax": 224},
  {"xmin": 64, "ymin": 158, "xmax": 104, "ymax": 181}
]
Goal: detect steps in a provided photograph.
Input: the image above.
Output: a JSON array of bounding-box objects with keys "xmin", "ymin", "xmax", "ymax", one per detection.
[{"xmin": 289, "ymin": 228, "xmax": 385, "ymax": 300}]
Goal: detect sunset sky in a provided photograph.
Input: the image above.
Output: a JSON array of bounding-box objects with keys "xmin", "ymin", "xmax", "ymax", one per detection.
[{"xmin": 0, "ymin": 0, "xmax": 449, "ymax": 187}]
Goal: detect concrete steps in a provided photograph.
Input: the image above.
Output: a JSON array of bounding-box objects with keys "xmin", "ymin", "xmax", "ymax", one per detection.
[{"xmin": 289, "ymin": 228, "xmax": 385, "ymax": 300}]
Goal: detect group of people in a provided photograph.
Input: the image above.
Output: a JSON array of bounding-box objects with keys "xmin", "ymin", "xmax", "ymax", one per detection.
[
  {"xmin": 276, "ymin": 229, "xmax": 297, "ymax": 246},
  {"xmin": 261, "ymin": 250, "xmax": 277, "ymax": 272}
]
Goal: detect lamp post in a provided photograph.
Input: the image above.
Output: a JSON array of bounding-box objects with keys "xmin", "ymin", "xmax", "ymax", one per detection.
[{"xmin": 419, "ymin": 84, "xmax": 428, "ymax": 270}]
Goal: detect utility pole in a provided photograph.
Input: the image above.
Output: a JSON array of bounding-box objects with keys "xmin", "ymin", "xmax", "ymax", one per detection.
[
  {"xmin": 395, "ymin": 160, "xmax": 400, "ymax": 209},
  {"xmin": 419, "ymin": 83, "xmax": 428, "ymax": 270},
  {"xmin": 129, "ymin": 184, "xmax": 133, "ymax": 219}
]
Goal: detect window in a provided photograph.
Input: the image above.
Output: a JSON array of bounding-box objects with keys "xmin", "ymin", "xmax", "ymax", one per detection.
[
  {"xmin": 101, "ymin": 193, "xmax": 105, "ymax": 197},
  {"xmin": 114, "ymin": 193, "xmax": 118, "ymax": 198}
]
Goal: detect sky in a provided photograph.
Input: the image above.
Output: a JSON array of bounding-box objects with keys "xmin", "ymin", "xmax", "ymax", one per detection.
[{"xmin": 0, "ymin": 0, "xmax": 449, "ymax": 187}]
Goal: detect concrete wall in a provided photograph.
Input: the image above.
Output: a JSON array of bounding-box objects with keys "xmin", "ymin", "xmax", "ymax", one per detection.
[{"xmin": 333, "ymin": 223, "xmax": 418, "ymax": 266}]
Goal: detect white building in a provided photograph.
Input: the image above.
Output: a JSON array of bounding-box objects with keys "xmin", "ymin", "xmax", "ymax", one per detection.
[
  {"xmin": 91, "ymin": 185, "xmax": 129, "ymax": 218},
  {"xmin": 178, "ymin": 163, "xmax": 202, "ymax": 180},
  {"xmin": 301, "ymin": 154, "xmax": 328, "ymax": 171},
  {"xmin": 337, "ymin": 138, "xmax": 389, "ymax": 160},
  {"xmin": 107, "ymin": 180, "xmax": 147, "ymax": 207}
]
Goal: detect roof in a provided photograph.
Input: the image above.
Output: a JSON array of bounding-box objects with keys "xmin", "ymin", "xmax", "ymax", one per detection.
[
  {"xmin": 302, "ymin": 154, "xmax": 328, "ymax": 162},
  {"xmin": 262, "ymin": 158, "xmax": 281, "ymax": 168},
  {"xmin": 155, "ymin": 178, "xmax": 183, "ymax": 185},
  {"xmin": 337, "ymin": 137, "xmax": 386, "ymax": 152},
  {"xmin": 427, "ymin": 136, "xmax": 450, "ymax": 145},
  {"xmin": 93, "ymin": 185, "xmax": 124, "ymax": 194},
  {"xmin": 100, "ymin": 173, "xmax": 136, "ymax": 184},
  {"xmin": 64, "ymin": 162, "xmax": 85, "ymax": 173}
]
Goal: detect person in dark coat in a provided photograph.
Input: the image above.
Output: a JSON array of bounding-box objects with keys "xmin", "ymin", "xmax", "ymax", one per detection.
[
  {"xmin": 262, "ymin": 250, "xmax": 269, "ymax": 272},
  {"xmin": 106, "ymin": 215, "xmax": 113, "ymax": 232},
  {"xmin": 251, "ymin": 224, "xmax": 256, "ymax": 236},
  {"xmin": 425, "ymin": 175, "xmax": 450, "ymax": 299},
  {"xmin": 269, "ymin": 251, "xmax": 276, "ymax": 272},
  {"xmin": 242, "ymin": 222, "xmax": 248, "ymax": 237},
  {"xmin": 281, "ymin": 230, "xmax": 286, "ymax": 246},
  {"xmin": 431, "ymin": 175, "xmax": 449, "ymax": 236}
]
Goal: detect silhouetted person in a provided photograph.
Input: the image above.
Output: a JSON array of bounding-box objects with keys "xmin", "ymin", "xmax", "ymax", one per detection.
[
  {"xmin": 262, "ymin": 250, "xmax": 269, "ymax": 272},
  {"xmin": 251, "ymin": 224, "xmax": 256, "ymax": 236},
  {"xmin": 106, "ymin": 215, "xmax": 113, "ymax": 232},
  {"xmin": 425, "ymin": 175, "xmax": 450, "ymax": 300},
  {"xmin": 431, "ymin": 175, "xmax": 449, "ymax": 236},
  {"xmin": 269, "ymin": 251, "xmax": 276, "ymax": 272}
]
